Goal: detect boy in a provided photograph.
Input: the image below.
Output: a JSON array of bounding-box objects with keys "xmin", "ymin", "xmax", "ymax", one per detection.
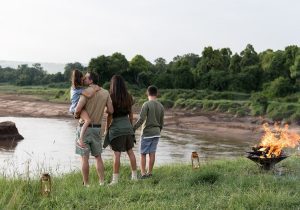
[{"xmin": 133, "ymin": 85, "xmax": 164, "ymax": 178}]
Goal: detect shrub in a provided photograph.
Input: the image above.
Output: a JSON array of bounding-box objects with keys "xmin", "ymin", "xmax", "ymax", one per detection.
[
  {"xmin": 159, "ymin": 99, "xmax": 174, "ymax": 109},
  {"xmin": 235, "ymin": 107, "xmax": 247, "ymax": 117},
  {"xmin": 174, "ymin": 98, "xmax": 186, "ymax": 108},
  {"xmin": 290, "ymin": 111, "xmax": 300, "ymax": 124},
  {"xmin": 103, "ymin": 82, "xmax": 110, "ymax": 90},
  {"xmin": 266, "ymin": 102, "xmax": 297, "ymax": 121},
  {"xmin": 263, "ymin": 77, "xmax": 294, "ymax": 98},
  {"xmin": 55, "ymin": 90, "xmax": 65, "ymax": 98},
  {"xmin": 202, "ymin": 100, "xmax": 214, "ymax": 111}
]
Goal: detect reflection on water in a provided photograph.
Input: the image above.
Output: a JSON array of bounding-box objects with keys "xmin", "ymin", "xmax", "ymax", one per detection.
[{"xmin": 0, "ymin": 117, "xmax": 257, "ymax": 177}]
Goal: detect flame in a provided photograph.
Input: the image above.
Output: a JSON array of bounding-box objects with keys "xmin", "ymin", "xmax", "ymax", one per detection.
[{"xmin": 259, "ymin": 123, "xmax": 300, "ymax": 158}]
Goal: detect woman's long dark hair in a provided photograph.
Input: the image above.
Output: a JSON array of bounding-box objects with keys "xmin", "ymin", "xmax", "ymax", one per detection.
[
  {"xmin": 109, "ymin": 75, "xmax": 132, "ymax": 112},
  {"xmin": 71, "ymin": 69, "xmax": 83, "ymax": 88}
]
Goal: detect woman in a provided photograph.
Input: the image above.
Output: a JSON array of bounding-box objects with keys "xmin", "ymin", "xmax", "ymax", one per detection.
[{"xmin": 104, "ymin": 75, "xmax": 137, "ymax": 184}]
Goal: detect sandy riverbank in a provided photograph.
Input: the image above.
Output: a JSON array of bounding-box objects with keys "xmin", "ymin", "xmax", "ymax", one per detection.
[{"xmin": 1, "ymin": 93, "xmax": 298, "ymax": 142}]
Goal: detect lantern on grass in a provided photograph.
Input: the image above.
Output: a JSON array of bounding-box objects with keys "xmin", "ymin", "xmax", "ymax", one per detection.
[
  {"xmin": 191, "ymin": 151, "xmax": 200, "ymax": 169},
  {"xmin": 40, "ymin": 173, "xmax": 51, "ymax": 196}
]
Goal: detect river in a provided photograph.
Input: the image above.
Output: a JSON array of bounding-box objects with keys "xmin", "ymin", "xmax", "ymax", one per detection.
[{"xmin": 0, "ymin": 117, "xmax": 256, "ymax": 178}]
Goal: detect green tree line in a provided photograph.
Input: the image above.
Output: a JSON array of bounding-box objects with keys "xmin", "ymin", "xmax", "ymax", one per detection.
[{"xmin": 1, "ymin": 44, "xmax": 300, "ymax": 97}]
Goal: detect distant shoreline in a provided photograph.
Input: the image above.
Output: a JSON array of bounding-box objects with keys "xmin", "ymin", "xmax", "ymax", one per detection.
[{"xmin": 0, "ymin": 93, "xmax": 271, "ymax": 143}]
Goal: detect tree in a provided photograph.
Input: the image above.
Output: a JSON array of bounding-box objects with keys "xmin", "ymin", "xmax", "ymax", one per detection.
[
  {"xmin": 64, "ymin": 62, "xmax": 85, "ymax": 82},
  {"xmin": 284, "ymin": 45, "xmax": 299, "ymax": 69},
  {"xmin": 263, "ymin": 77, "xmax": 294, "ymax": 98},
  {"xmin": 128, "ymin": 55, "xmax": 150, "ymax": 85},
  {"xmin": 229, "ymin": 53, "xmax": 242, "ymax": 74},
  {"xmin": 108, "ymin": 52, "xmax": 129, "ymax": 75},
  {"xmin": 290, "ymin": 54, "xmax": 300, "ymax": 84},
  {"xmin": 240, "ymin": 44, "xmax": 259, "ymax": 67},
  {"xmin": 171, "ymin": 60, "xmax": 194, "ymax": 89},
  {"xmin": 88, "ymin": 56, "xmax": 109, "ymax": 85},
  {"xmin": 154, "ymin": 57, "xmax": 168, "ymax": 73}
]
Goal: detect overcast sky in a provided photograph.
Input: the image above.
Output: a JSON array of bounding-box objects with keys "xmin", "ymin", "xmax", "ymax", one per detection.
[{"xmin": 0, "ymin": 0, "xmax": 299, "ymax": 64}]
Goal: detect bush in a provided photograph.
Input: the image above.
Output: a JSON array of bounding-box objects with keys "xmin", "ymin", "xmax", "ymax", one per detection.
[
  {"xmin": 103, "ymin": 82, "xmax": 110, "ymax": 90},
  {"xmin": 202, "ymin": 100, "xmax": 214, "ymax": 111},
  {"xmin": 159, "ymin": 99, "xmax": 174, "ymax": 109},
  {"xmin": 250, "ymin": 104, "xmax": 265, "ymax": 116},
  {"xmin": 235, "ymin": 107, "xmax": 247, "ymax": 117},
  {"xmin": 263, "ymin": 77, "xmax": 294, "ymax": 98},
  {"xmin": 174, "ymin": 98, "xmax": 186, "ymax": 108},
  {"xmin": 266, "ymin": 102, "xmax": 298, "ymax": 121},
  {"xmin": 250, "ymin": 92, "xmax": 268, "ymax": 116},
  {"xmin": 290, "ymin": 111, "xmax": 300, "ymax": 124},
  {"xmin": 55, "ymin": 90, "xmax": 65, "ymax": 98},
  {"xmin": 216, "ymin": 102, "xmax": 231, "ymax": 112}
]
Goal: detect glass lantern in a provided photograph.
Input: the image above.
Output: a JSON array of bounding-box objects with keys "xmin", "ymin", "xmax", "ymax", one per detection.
[
  {"xmin": 40, "ymin": 173, "xmax": 51, "ymax": 196},
  {"xmin": 191, "ymin": 151, "xmax": 200, "ymax": 169}
]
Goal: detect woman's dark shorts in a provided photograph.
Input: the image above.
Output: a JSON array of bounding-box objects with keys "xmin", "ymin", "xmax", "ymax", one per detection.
[{"xmin": 110, "ymin": 135, "xmax": 135, "ymax": 152}]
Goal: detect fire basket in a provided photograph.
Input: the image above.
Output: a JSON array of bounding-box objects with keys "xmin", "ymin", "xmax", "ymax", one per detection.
[
  {"xmin": 246, "ymin": 146, "xmax": 288, "ymax": 170},
  {"xmin": 246, "ymin": 123, "xmax": 300, "ymax": 170}
]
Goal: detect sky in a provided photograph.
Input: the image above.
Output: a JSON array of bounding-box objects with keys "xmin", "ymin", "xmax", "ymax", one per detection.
[{"xmin": 0, "ymin": 0, "xmax": 299, "ymax": 64}]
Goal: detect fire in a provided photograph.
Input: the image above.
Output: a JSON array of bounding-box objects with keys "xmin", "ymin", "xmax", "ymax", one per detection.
[{"xmin": 258, "ymin": 123, "xmax": 300, "ymax": 158}]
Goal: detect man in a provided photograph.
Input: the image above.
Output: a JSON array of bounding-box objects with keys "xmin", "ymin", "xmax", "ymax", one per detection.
[{"xmin": 75, "ymin": 71, "xmax": 113, "ymax": 187}]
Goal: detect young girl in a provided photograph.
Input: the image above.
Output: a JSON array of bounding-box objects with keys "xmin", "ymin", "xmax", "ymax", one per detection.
[{"xmin": 69, "ymin": 69, "xmax": 100, "ymax": 148}]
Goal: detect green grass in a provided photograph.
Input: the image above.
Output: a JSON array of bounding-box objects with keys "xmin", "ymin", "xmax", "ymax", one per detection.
[
  {"xmin": 1, "ymin": 157, "xmax": 300, "ymax": 209},
  {"xmin": 0, "ymin": 84, "xmax": 69, "ymax": 103}
]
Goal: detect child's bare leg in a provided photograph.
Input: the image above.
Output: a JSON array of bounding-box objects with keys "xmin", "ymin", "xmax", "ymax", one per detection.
[
  {"xmin": 148, "ymin": 152, "xmax": 156, "ymax": 175},
  {"xmin": 78, "ymin": 110, "xmax": 91, "ymax": 147},
  {"xmin": 140, "ymin": 154, "xmax": 147, "ymax": 176}
]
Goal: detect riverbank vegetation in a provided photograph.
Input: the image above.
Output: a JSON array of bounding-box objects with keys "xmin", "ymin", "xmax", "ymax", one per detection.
[
  {"xmin": 1, "ymin": 44, "xmax": 300, "ymax": 122},
  {"xmin": 1, "ymin": 83, "xmax": 300, "ymax": 123},
  {"xmin": 1, "ymin": 157, "xmax": 300, "ymax": 209}
]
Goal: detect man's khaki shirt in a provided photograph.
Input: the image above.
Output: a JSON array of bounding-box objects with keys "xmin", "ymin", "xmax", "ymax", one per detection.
[{"xmin": 78, "ymin": 87, "xmax": 111, "ymax": 124}]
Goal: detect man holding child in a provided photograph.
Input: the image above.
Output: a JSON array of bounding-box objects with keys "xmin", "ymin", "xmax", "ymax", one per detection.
[{"xmin": 73, "ymin": 71, "xmax": 164, "ymax": 185}]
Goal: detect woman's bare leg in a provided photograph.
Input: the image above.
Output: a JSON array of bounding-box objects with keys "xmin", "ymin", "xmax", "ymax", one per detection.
[{"xmin": 127, "ymin": 149, "xmax": 137, "ymax": 180}]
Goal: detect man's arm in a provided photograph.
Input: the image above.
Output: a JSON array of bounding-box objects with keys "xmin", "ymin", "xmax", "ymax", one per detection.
[
  {"xmin": 133, "ymin": 103, "xmax": 148, "ymax": 131},
  {"xmin": 81, "ymin": 86, "xmax": 96, "ymax": 98},
  {"xmin": 74, "ymin": 95, "xmax": 87, "ymax": 118},
  {"xmin": 105, "ymin": 113, "xmax": 112, "ymax": 133}
]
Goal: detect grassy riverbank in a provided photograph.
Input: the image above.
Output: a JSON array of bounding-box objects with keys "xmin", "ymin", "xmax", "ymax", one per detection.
[
  {"xmin": 1, "ymin": 83, "xmax": 300, "ymax": 123},
  {"xmin": 1, "ymin": 157, "xmax": 300, "ymax": 209}
]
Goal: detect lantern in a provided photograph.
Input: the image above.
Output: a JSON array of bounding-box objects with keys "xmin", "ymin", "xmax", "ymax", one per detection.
[
  {"xmin": 191, "ymin": 151, "xmax": 200, "ymax": 169},
  {"xmin": 40, "ymin": 173, "xmax": 51, "ymax": 196}
]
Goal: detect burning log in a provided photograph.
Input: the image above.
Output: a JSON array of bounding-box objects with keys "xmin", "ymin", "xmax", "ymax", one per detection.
[{"xmin": 247, "ymin": 123, "xmax": 300, "ymax": 170}]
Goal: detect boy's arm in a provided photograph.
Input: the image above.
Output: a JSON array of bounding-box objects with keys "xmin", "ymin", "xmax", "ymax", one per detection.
[
  {"xmin": 160, "ymin": 108, "xmax": 165, "ymax": 131},
  {"xmin": 133, "ymin": 103, "xmax": 147, "ymax": 131}
]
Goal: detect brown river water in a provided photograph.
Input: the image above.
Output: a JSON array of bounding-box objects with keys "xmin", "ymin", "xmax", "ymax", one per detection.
[{"xmin": 0, "ymin": 117, "xmax": 258, "ymax": 178}]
